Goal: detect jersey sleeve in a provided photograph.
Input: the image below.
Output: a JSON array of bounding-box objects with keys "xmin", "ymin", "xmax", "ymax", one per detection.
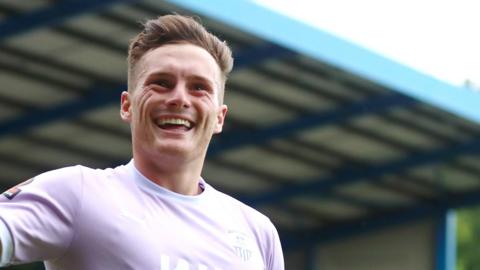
[
  {"xmin": 0, "ymin": 166, "xmax": 84, "ymax": 265},
  {"xmin": 266, "ymin": 221, "xmax": 284, "ymax": 270},
  {"xmin": 0, "ymin": 220, "xmax": 13, "ymax": 266}
]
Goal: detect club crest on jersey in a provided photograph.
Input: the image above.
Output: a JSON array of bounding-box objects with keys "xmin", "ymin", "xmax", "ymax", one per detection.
[
  {"xmin": 2, "ymin": 178, "xmax": 34, "ymax": 200},
  {"xmin": 227, "ymin": 230, "xmax": 255, "ymax": 262}
]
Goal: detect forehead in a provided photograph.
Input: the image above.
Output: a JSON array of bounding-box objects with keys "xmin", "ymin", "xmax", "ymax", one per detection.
[{"xmin": 137, "ymin": 43, "xmax": 221, "ymax": 84}]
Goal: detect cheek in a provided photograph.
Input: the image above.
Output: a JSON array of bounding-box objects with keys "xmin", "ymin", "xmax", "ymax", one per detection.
[
  {"xmin": 199, "ymin": 99, "xmax": 219, "ymax": 119},
  {"xmin": 133, "ymin": 90, "xmax": 154, "ymax": 117}
]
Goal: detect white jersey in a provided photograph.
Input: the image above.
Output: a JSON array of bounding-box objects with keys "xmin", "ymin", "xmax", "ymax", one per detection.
[{"xmin": 0, "ymin": 161, "xmax": 284, "ymax": 270}]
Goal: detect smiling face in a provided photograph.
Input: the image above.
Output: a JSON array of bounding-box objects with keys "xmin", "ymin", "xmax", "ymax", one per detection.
[{"xmin": 121, "ymin": 43, "xmax": 227, "ymax": 167}]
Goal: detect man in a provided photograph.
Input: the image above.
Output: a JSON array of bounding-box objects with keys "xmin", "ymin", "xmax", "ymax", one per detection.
[{"xmin": 0, "ymin": 15, "xmax": 284, "ymax": 269}]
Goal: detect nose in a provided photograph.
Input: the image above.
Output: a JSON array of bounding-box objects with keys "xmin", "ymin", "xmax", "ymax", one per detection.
[{"xmin": 166, "ymin": 84, "xmax": 190, "ymax": 109}]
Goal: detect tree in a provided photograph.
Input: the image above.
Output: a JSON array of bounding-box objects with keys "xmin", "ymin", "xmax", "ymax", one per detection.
[{"xmin": 457, "ymin": 206, "xmax": 480, "ymax": 270}]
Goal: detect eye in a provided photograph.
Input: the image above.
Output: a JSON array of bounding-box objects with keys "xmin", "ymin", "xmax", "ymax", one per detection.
[
  {"xmin": 193, "ymin": 84, "xmax": 205, "ymax": 91},
  {"xmin": 153, "ymin": 80, "xmax": 171, "ymax": 88},
  {"xmin": 192, "ymin": 83, "xmax": 210, "ymax": 92}
]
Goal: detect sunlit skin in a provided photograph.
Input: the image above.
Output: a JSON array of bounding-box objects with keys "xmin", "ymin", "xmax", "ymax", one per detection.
[{"xmin": 120, "ymin": 44, "xmax": 228, "ymax": 195}]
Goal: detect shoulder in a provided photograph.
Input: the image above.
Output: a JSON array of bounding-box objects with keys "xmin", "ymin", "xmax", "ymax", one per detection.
[
  {"xmin": 2, "ymin": 163, "xmax": 128, "ymax": 202},
  {"xmin": 207, "ymin": 186, "xmax": 284, "ymax": 269},
  {"xmin": 208, "ymin": 186, "xmax": 275, "ymax": 229},
  {"xmin": 0, "ymin": 165, "xmax": 85, "ymax": 204},
  {"xmin": 6, "ymin": 165, "xmax": 84, "ymax": 195},
  {"xmin": 36, "ymin": 163, "xmax": 129, "ymax": 185},
  {"xmin": 29, "ymin": 165, "xmax": 99, "ymax": 191},
  {"xmin": 36, "ymin": 165, "xmax": 84, "ymax": 181}
]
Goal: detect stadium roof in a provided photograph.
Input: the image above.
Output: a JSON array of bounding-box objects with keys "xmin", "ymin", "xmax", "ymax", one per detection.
[{"xmin": 1, "ymin": 0, "xmax": 480, "ymax": 250}]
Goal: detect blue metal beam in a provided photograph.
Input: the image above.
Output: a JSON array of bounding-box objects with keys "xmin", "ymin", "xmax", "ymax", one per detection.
[
  {"xmin": 0, "ymin": 85, "xmax": 123, "ymax": 137},
  {"xmin": 282, "ymin": 187, "xmax": 478, "ymax": 250},
  {"xmin": 167, "ymin": 0, "xmax": 480, "ymax": 124},
  {"xmin": 0, "ymin": 0, "xmax": 138, "ymax": 39},
  {"xmin": 209, "ymin": 93, "xmax": 415, "ymax": 156},
  {"xmin": 234, "ymin": 43, "xmax": 295, "ymax": 68},
  {"xmin": 435, "ymin": 210, "xmax": 457, "ymax": 270},
  {"xmin": 243, "ymin": 137, "xmax": 480, "ymax": 206},
  {"xmin": 306, "ymin": 245, "xmax": 318, "ymax": 270}
]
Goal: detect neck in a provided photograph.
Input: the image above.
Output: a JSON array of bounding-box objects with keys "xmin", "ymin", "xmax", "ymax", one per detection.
[{"xmin": 133, "ymin": 153, "xmax": 205, "ymax": 196}]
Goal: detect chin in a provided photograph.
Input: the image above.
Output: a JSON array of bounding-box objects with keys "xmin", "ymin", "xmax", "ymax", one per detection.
[{"xmin": 154, "ymin": 141, "xmax": 192, "ymax": 156}]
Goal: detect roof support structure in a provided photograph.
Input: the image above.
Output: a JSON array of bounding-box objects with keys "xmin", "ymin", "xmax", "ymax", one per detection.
[
  {"xmin": 209, "ymin": 93, "xmax": 415, "ymax": 156},
  {"xmin": 167, "ymin": 0, "xmax": 480, "ymax": 124},
  {"xmin": 283, "ymin": 188, "xmax": 475, "ymax": 250},
  {"xmin": 435, "ymin": 210, "xmax": 457, "ymax": 270},
  {"xmin": 0, "ymin": 85, "xmax": 123, "ymax": 138},
  {"xmin": 306, "ymin": 245, "xmax": 318, "ymax": 270},
  {"xmin": 0, "ymin": 43, "xmax": 294, "ymax": 138},
  {"xmin": 234, "ymin": 43, "xmax": 295, "ymax": 68},
  {"xmin": 242, "ymin": 137, "xmax": 480, "ymax": 206},
  {"xmin": 0, "ymin": 0, "xmax": 139, "ymax": 39}
]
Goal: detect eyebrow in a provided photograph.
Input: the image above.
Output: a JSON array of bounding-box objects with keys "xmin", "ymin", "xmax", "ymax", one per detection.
[
  {"xmin": 187, "ymin": 74, "xmax": 216, "ymax": 87},
  {"xmin": 145, "ymin": 71, "xmax": 218, "ymax": 88}
]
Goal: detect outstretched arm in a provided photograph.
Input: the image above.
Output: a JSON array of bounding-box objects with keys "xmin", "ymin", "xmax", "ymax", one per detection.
[
  {"xmin": 0, "ymin": 167, "xmax": 82, "ymax": 266},
  {"xmin": 0, "ymin": 220, "xmax": 13, "ymax": 267}
]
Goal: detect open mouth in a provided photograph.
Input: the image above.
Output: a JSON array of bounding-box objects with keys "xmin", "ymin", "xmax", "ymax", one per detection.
[{"xmin": 155, "ymin": 117, "xmax": 194, "ymax": 131}]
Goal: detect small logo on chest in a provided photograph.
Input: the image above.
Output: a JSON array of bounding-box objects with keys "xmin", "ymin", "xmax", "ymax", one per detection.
[{"xmin": 227, "ymin": 230, "xmax": 256, "ymax": 262}]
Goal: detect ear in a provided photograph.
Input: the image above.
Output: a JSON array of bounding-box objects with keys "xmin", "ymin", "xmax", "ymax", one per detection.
[
  {"xmin": 213, "ymin": 104, "xmax": 228, "ymax": 134},
  {"xmin": 120, "ymin": 91, "xmax": 132, "ymax": 123}
]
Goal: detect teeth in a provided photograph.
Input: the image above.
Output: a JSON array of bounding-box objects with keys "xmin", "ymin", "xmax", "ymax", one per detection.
[{"xmin": 158, "ymin": 118, "xmax": 191, "ymax": 128}]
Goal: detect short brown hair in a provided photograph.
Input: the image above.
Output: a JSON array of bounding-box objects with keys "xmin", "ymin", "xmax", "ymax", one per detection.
[{"xmin": 127, "ymin": 14, "xmax": 234, "ymax": 91}]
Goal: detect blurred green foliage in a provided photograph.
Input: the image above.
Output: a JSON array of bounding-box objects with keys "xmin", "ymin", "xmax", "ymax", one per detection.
[{"xmin": 457, "ymin": 207, "xmax": 480, "ymax": 270}]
